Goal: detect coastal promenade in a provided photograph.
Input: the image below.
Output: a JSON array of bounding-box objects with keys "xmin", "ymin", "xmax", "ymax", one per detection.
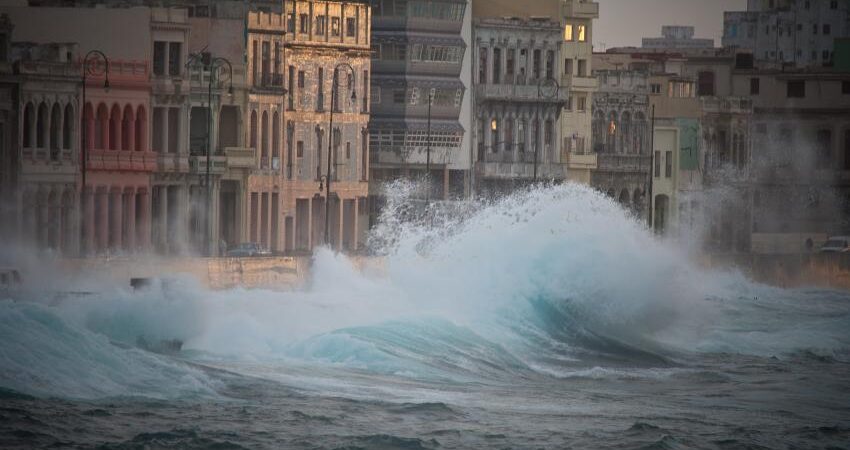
[{"xmin": 50, "ymin": 253, "xmax": 850, "ymax": 292}]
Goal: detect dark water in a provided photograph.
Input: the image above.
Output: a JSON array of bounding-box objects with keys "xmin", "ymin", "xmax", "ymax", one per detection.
[
  {"xmin": 1, "ymin": 186, "xmax": 849, "ymax": 449},
  {"xmin": 2, "ymin": 352, "xmax": 849, "ymax": 449}
]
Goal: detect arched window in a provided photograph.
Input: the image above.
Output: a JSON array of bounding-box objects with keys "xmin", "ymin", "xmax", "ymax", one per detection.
[
  {"xmin": 135, "ymin": 105, "xmax": 146, "ymax": 152},
  {"xmin": 607, "ymin": 111, "xmax": 618, "ymax": 153},
  {"xmin": 122, "ymin": 105, "xmax": 135, "ymax": 151},
  {"xmin": 95, "ymin": 103, "xmax": 108, "ymax": 150},
  {"xmin": 37, "ymin": 102, "xmax": 48, "ymax": 148},
  {"xmin": 592, "ymin": 111, "xmax": 605, "ymax": 153},
  {"xmin": 23, "ymin": 102, "xmax": 34, "ymax": 148},
  {"xmin": 109, "ymin": 104, "xmax": 121, "ymax": 150},
  {"xmin": 63, "ymin": 104, "xmax": 73, "ymax": 150},
  {"xmin": 249, "ymin": 110, "xmax": 258, "ymax": 149},
  {"xmin": 620, "ymin": 111, "xmax": 632, "ymax": 154},
  {"xmin": 619, "ymin": 188, "xmax": 630, "ymax": 207},
  {"xmin": 635, "ymin": 112, "xmax": 647, "ymax": 155},
  {"xmin": 50, "ymin": 104, "xmax": 61, "ymax": 156},
  {"xmin": 261, "ymin": 110, "xmax": 269, "ymax": 165}
]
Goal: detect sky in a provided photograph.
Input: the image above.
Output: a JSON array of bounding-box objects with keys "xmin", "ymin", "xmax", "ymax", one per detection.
[{"xmin": 593, "ymin": 0, "xmax": 748, "ymax": 49}]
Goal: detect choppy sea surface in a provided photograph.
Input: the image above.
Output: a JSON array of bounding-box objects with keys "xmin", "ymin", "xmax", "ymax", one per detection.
[{"xmin": 1, "ymin": 184, "xmax": 849, "ymax": 449}]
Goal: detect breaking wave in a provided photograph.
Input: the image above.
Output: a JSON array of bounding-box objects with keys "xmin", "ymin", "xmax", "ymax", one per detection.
[{"xmin": 1, "ymin": 183, "xmax": 849, "ymax": 398}]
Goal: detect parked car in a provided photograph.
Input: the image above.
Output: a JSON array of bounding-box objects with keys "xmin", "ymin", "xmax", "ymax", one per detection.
[
  {"xmin": 225, "ymin": 242, "xmax": 272, "ymax": 257},
  {"xmin": 820, "ymin": 236, "xmax": 850, "ymax": 253}
]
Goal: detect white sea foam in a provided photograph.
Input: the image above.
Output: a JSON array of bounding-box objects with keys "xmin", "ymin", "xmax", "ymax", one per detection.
[{"xmin": 1, "ymin": 183, "xmax": 848, "ymax": 399}]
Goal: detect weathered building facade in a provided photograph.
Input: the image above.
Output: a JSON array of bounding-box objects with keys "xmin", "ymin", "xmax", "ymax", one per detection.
[
  {"xmin": 590, "ymin": 67, "xmax": 651, "ymax": 217},
  {"xmin": 472, "ymin": 17, "xmax": 571, "ymax": 195},
  {"xmin": 369, "ymin": 0, "xmax": 471, "ymax": 200},
  {"xmin": 723, "ymin": 0, "xmax": 849, "ymax": 68},
  {"xmin": 249, "ymin": 1, "xmax": 370, "ymax": 254}
]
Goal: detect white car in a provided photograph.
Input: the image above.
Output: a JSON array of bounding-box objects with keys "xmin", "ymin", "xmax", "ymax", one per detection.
[{"xmin": 820, "ymin": 236, "xmax": 850, "ymax": 253}]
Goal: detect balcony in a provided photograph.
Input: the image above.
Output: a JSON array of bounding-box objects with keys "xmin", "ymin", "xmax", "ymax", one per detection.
[
  {"xmin": 562, "ymin": 74, "xmax": 598, "ymax": 91},
  {"xmin": 565, "ymin": 152, "xmax": 598, "ymax": 170},
  {"xmin": 476, "ymin": 149, "xmax": 569, "ymax": 180},
  {"xmin": 254, "ymin": 73, "xmax": 285, "ymax": 91},
  {"xmin": 475, "ymin": 84, "xmax": 571, "ymax": 104},
  {"xmin": 224, "ymin": 147, "xmax": 256, "ymax": 169},
  {"xmin": 596, "ymin": 154, "xmax": 651, "ymax": 173},
  {"xmin": 701, "ymin": 97, "xmax": 753, "ymax": 115},
  {"xmin": 564, "ymin": 1, "xmax": 599, "ymax": 19},
  {"xmin": 87, "ymin": 149, "xmax": 157, "ymax": 172},
  {"xmin": 189, "ymin": 154, "xmax": 227, "ymax": 175}
]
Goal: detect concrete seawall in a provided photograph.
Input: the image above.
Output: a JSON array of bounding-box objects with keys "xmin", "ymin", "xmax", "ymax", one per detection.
[
  {"xmin": 703, "ymin": 253, "xmax": 850, "ymax": 291},
  {"xmin": 54, "ymin": 253, "xmax": 850, "ymax": 292}
]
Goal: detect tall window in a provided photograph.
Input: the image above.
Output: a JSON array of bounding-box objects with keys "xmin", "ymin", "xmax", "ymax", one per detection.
[
  {"xmin": 300, "ymin": 14, "xmax": 309, "ymax": 33},
  {"xmin": 654, "ymin": 151, "xmax": 661, "ymax": 177},
  {"xmin": 665, "ymin": 151, "xmax": 673, "ymax": 177},
  {"xmin": 697, "ymin": 71, "xmax": 715, "ymax": 96},
  {"xmin": 316, "ymin": 15, "xmax": 327, "ymax": 35},
  {"xmin": 506, "ymin": 49, "xmax": 515, "ymax": 81},
  {"xmin": 504, "ymin": 119, "xmax": 514, "ymax": 151},
  {"xmin": 331, "ymin": 17, "xmax": 341, "ymax": 36},
  {"xmin": 346, "ymin": 18, "xmax": 356, "ymax": 37},
  {"xmin": 533, "ymin": 49, "xmax": 541, "ymax": 79},
  {"xmin": 490, "ymin": 118, "xmax": 499, "ymax": 152},
  {"xmin": 317, "ymin": 67, "xmax": 325, "ymax": 111},
  {"xmin": 750, "ymin": 77, "xmax": 760, "ymax": 95},
  {"xmin": 577, "ymin": 59, "xmax": 587, "ymax": 77},
  {"xmin": 545, "ymin": 50, "xmax": 555, "ymax": 80},
  {"xmin": 492, "ymin": 48, "xmax": 501, "ymax": 84},
  {"xmin": 168, "ymin": 42, "xmax": 181, "ymax": 77},
  {"xmin": 478, "ymin": 47, "xmax": 487, "ymax": 83},
  {"xmin": 577, "ymin": 25, "xmax": 586, "ymax": 42},
  {"xmin": 564, "ymin": 24, "xmax": 574, "ymax": 41},
  {"xmin": 153, "ymin": 41, "xmax": 166, "ymax": 76}
]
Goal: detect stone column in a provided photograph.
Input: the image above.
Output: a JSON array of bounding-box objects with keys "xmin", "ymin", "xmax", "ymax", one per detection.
[
  {"xmin": 82, "ymin": 188, "xmax": 95, "ymax": 256},
  {"xmin": 158, "ymin": 185, "xmax": 169, "ymax": 253},
  {"xmin": 37, "ymin": 190, "xmax": 48, "ymax": 249},
  {"xmin": 96, "ymin": 188, "xmax": 109, "ymax": 252},
  {"xmin": 110, "ymin": 188, "xmax": 123, "ymax": 251},
  {"xmin": 353, "ymin": 197, "xmax": 359, "ymax": 251},
  {"xmin": 124, "ymin": 188, "xmax": 136, "ymax": 252},
  {"xmin": 137, "ymin": 188, "xmax": 151, "ymax": 252}
]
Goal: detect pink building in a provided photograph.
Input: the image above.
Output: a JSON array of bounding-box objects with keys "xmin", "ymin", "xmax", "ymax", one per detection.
[{"xmin": 80, "ymin": 58, "xmax": 155, "ymax": 255}]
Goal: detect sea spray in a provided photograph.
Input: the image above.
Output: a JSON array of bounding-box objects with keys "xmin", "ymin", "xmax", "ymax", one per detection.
[{"xmin": 1, "ymin": 183, "xmax": 849, "ymax": 400}]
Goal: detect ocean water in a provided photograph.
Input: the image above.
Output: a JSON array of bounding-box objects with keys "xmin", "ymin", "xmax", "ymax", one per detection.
[{"xmin": 1, "ymin": 184, "xmax": 849, "ymax": 449}]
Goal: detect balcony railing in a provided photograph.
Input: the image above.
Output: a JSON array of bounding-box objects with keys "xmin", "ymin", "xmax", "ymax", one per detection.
[
  {"xmin": 255, "ymin": 72, "xmax": 285, "ymax": 90},
  {"xmin": 476, "ymin": 84, "xmax": 571, "ymax": 103}
]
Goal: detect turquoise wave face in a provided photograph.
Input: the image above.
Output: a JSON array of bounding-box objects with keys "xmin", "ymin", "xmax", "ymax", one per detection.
[{"xmin": 1, "ymin": 183, "xmax": 849, "ymax": 399}]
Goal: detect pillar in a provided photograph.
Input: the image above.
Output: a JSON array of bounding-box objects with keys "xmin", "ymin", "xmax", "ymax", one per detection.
[
  {"xmin": 110, "ymin": 189, "xmax": 123, "ymax": 251},
  {"xmin": 124, "ymin": 188, "xmax": 136, "ymax": 252},
  {"xmin": 137, "ymin": 188, "xmax": 151, "ymax": 252},
  {"xmin": 159, "ymin": 185, "xmax": 169, "ymax": 252},
  {"xmin": 37, "ymin": 191, "xmax": 48, "ymax": 248},
  {"xmin": 337, "ymin": 196, "xmax": 344, "ymax": 251},
  {"xmin": 96, "ymin": 188, "xmax": 109, "ymax": 252},
  {"xmin": 353, "ymin": 197, "xmax": 359, "ymax": 251},
  {"xmin": 83, "ymin": 188, "xmax": 94, "ymax": 256}
]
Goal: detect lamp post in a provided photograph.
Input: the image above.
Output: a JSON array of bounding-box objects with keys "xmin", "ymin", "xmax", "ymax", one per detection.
[
  {"xmin": 204, "ymin": 57, "xmax": 233, "ymax": 256},
  {"xmin": 80, "ymin": 50, "xmax": 109, "ymax": 256},
  {"xmin": 319, "ymin": 62, "xmax": 356, "ymax": 249},
  {"xmin": 534, "ymin": 78, "xmax": 559, "ymax": 182}
]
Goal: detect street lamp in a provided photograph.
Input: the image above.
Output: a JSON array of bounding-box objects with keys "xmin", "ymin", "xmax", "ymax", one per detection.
[
  {"xmin": 319, "ymin": 62, "xmax": 357, "ymax": 249},
  {"xmin": 80, "ymin": 50, "xmax": 109, "ymax": 256},
  {"xmin": 204, "ymin": 57, "xmax": 233, "ymax": 256},
  {"xmin": 534, "ymin": 78, "xmax": 559, "ymax": 182}
]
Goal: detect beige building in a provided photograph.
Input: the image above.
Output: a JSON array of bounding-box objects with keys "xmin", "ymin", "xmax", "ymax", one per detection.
[
  {"xmin": 247, "ymin": 1, "xmax": 370, "ymax": 254},
  {"xmin": 470, "ymin": 0, "xmax": 600, "ymax": 187}
]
